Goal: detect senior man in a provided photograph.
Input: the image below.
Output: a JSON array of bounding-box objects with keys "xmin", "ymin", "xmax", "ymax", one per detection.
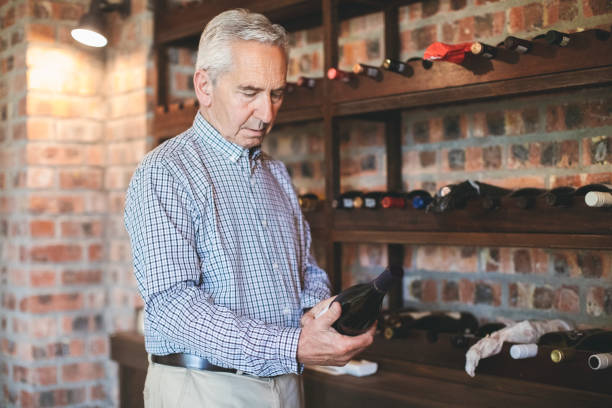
[{"xmin": 124, "ymin": 8, "xmax": 375, "ymax": 408}]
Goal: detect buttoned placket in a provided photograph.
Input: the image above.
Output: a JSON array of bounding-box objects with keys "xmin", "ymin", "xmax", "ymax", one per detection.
[{"xmin": 246, "ymin": 153, "xmax": 293, "ymax": 321}]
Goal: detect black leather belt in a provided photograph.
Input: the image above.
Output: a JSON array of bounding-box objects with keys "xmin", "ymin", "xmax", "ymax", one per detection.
[{"xmin": 152, "ymin": 353, "xmax": 237, "ymax": 374}]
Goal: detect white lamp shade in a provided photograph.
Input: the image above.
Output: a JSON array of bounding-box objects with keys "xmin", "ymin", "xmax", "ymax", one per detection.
[{"xmin": 71, "ymin": 28, "xmax": 108, "ymax": 47}]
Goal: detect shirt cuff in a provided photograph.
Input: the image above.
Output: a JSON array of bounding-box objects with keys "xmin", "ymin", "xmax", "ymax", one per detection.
[{"xmin": 278, "ymin": 326, "xmax": 302, "ymax": 374}]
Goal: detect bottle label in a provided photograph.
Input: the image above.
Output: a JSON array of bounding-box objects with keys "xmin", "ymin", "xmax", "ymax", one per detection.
[
  {"xmin": 364, "ymin": 197, "xmax": 376, "ymax": 208},
  {"xmin": 516, "ymin": 44, "xmax": 528, "ymax": 53},
  {"xmin": 560, "ymin": 36, "xmax": 570, "ymax": 46},
  {"xmin": 343, "ymin": 198, "xmax": 354, "ymax": 208}
]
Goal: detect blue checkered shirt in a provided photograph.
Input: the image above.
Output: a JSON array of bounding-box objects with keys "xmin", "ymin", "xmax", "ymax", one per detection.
[{"xmin": 124, "ymin": 112, "xmax": 331, "ymax": 377}]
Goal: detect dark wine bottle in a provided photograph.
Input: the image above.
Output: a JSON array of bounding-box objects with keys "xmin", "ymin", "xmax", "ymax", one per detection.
[
  {"xmin": 363, "ymin": 191, "xmax": 385, "ymax": 209},
  {"xmin": 407, "ymin": 56, "xmax": 433, "ymax": 69},
  {"xmin": 470, "ymin": 42, "xmax": 497, "ymax": 59},
  {"xmin": 550, "ymin": 330, "xmax": 612, "ymax": 363},
  {"xmin": 546, "ymin": 30, "xmax": 571, "ymax": 47},
  {"xmin": 296, "ymin": 76, "xmax": 317, "ymax": 88},
  {"xmin": 574, "ymin": 183, "xmax": 612, "ymax": 195},
  {"xmin": 412, "ymin": 311, "xmax": 479, "ymax": 343},
  {"xmin": 327, "ymin": 67, "xmax": 357, "ymax": 84},
  {"xmin": 352, "ymin": 63, "xmax": 383, "ymax": 81},
  {"xmin": 382, "ymin": 58, "xmax": 414, "ymax": 77},
  {"xmin": 382, "ymin": 312, "xmax": 415, "ymax": 340},
  {"xmin": 589, "ymin": 353, "xmax": 612, "ymax": 370},
  {"xmin": 332, "ymin": 191, "xmax": 364, "ymax": 209},
  {"xmin": 543, "ymin": 186, "xmax": 576, "ymax": 207},
  {"xmin": 298, "ymin": 193, "xmax": 320, "ymax": 212},
  {"xmin": 405, "ymin": 189, "xmax": 433, "ymax": 209},
  {"xmin": 503, "ymin": 36, "xmax": 533, "ymax": 54},
  {"xmin": 428, "ymin": 180, "xmax": 510, "ymax": 213},
  {"xmin": 332, "ymin": 266, "xmax": 404, "ymax": 336},
  {"xmin": 508, "ymin": 187, "xmax": 545, "ymax": 209}
]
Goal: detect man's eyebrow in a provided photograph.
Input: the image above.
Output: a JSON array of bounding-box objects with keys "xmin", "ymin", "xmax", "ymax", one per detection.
[{"xmin": 238, "ymin": 85, "xmax": 286, "ymax": 92}]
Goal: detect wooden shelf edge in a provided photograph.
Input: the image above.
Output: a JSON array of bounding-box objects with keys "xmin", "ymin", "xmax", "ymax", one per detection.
[
  {"xmin": 331, "ymin": 230, "xmax": 612, "ymax": 249},
  {"xmin": 276, "ymin": 106, "xmax": 324, "ymax": 124},
  {"xmin": 334, "ymin": 65, "xmax": 612, "ymax": 116}
]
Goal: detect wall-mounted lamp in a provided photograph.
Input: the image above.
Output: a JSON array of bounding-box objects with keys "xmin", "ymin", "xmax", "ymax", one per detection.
[{"xmin": 71, "ymin": 0, "xmax": 130, "ymax": 47}]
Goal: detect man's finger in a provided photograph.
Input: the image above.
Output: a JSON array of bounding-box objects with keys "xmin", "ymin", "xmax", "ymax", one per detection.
[{"xmin": 317, "ymin": 301, "xmax": 341, "ymax": 326}]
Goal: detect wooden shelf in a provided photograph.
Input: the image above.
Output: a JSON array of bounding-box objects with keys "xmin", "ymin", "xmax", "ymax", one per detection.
[
  {"xmin": 155, "ymin": 0, "xmax": 415, "ymax": 45},
  {"xmin": 328, "ymin": 198, "xmax": 612, "ymax": 249},
  {"xmin": 332, "ymin": 30, "xmax": 612, "ymax": 116}
]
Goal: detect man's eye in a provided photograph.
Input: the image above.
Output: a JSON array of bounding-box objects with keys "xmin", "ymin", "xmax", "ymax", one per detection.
[
  {"xmin": 243, "ymin": 92, "xmax": 256, "ymax": 97},
  {"xmin": 271, "ymin": 92, "xmax": 284, "ymax": 101}
]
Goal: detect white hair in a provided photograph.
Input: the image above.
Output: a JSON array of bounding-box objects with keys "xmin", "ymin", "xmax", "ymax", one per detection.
[{"xmin": 195, "ymin": 9, "xmax": 289, "ymax": 83}]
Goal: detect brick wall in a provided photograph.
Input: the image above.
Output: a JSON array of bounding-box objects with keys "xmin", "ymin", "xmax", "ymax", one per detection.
[{"xmin": 0, "ymin": 0, "xmax": 152, "ymax": 406}]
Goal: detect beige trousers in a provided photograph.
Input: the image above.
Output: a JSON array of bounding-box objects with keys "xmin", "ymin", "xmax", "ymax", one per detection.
[{"xmin": 143, "ymin": 357, "xmax": 304, "ymax": 408}]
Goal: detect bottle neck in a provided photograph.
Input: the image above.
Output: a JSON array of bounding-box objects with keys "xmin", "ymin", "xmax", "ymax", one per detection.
[{"xmin": 372, "ymin": 266, "xmax": 403, "ymax": 293}]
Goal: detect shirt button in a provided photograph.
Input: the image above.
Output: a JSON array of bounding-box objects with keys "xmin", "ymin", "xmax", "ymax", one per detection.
[
  {"xmin": 272, "ymin": 263, "xmax": 279, "ymax": 271},
  {"xmin": 282, "ymin": 306, "xmax": 291, "ymax": 316},
  {"xmin": 250, "ymin": 178, "xmax": 256, "ymax": 187},
  {"xmin": 262, "ymin": 219, "xmax": 267, "ymax": 228}
]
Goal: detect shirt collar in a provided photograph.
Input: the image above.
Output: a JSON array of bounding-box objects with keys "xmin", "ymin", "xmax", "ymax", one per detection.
[{"xmin": 193, "ymin": 112, "xmax": 251, "ymax": 163}]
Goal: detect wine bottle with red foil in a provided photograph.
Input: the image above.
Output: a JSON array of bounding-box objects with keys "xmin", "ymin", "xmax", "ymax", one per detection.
[
  {"xmin": 405, "ymin": 189, "xmax": 432, "ymax": 210},
  {"xmin": 331, "ymin": 266, "xmax": 404, "ymax": 336},
  {"xmin": 423, "ymin": 42, "xmax": 473, "ymax": 65},
  {"xmin": 296, "ymin": 76, "xmax": 317, "ymax": 88},
  {"xmin": 543, "ymin": 186, "xmax": 576, "ymax": 207},
  {"xmin": 508, "ymin": 187, "xmax": 545, "ymax": 209},
  {"xmin": 352, "ymin": 63, "xmax": 383, "ymax": 81},
  {"xmin": 503, "ymin": 36, "xmax": 533, "ymax": 54},
  {"xmin": 327, "ymin": 67, "xmax": 356, "ymax": 85},
  {"xmin": 380, "ymin": 192, "xmax": 405, "ymax": 209},
  {"xmin": 382, "ymin": 58, "xmax": 414, "ymax": 77}
]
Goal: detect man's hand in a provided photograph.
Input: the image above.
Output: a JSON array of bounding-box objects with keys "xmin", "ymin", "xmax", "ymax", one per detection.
[{"xmin": 297, "ymin": 299, "xmax": 375, "ymax": 367}]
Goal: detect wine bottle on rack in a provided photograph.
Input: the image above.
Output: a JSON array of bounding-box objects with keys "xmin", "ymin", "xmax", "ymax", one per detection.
[
  {"xmin": 543, "ymin": 186, "xmax": 576, "ymax": 207},
  {"xmin": 428, "ymin": 180, "xmax": 510, "ymax": 213},
  {"xmin": 503, "ymin": 36, "xmax": 533, "ymax": 54},
  {"xmin": 550, "ymin": 330, "xmax": 612, "ymax": 363},
  {"xmin": 510, "ymin": 328, "xmax": 604, "ymax": 360},
  {"xmin": 382, "ymin": 311, "xmax": 416, "ymax": 340},
  {"xmin": 407, "ymin": 56, "xmax": 433, "ymax": 69},
  {"xmin": 380, "ymin": 192, "xmax": 405, "ymax": 209},
  {"xmin": 574, "ymin": 183, "xmax": 612, "ymax": 195},
  {"xmin": 545, "ymin": 30, "xmax": 571, "ymax": 47},
  {"xmin": 452, "ymin": 321, "xmax": 506, "ymax": 348},
  {"xmin": 332, "ymin": 191, "xmax": 364, "ymax": 209},
  {"xmin": 424, "ymin": 42, "xmax": 473, "ymax": 64},
  {"xmin": 327, "ymin": 67, "xmax": 357, "ymax": 85},
  {"xmin": 585, "ymin": 191, "xmax": 612, "ymax": 207},
  {"xmin": 296, "ymin": 76, "xmax": 317, "ymax": 88},
  {"xmin": 470, "ymin": 42, "xmax": 497, "ymax": 59},
  {"xmin": 363, "ymin": 191, "xmax": 385, "ymax": 209},
  {"xmin": 298, "ymin": 193, "xmax": 320, "ymax": 212},
  {"xmin": 589, "ymin": 353, "xmax": 612, "ymax": 370},
  {"xmin": 507, "ymin": 187, "xmax": 545, "ymax": 209},
  {"xmin": 352, "ymin": 63, "xmax": 383, "ymax": 81},
  {"xmin": 414, "ymin": 312, "xmax": 479, "ymax": 343},
  {"xmin": 405, "ymin": 189, "xmax": 433, "ymax": 209},
  {"xmin": 328, "ymin": 266, "xmax": 404, "ymax": 336},
  {"xmin": 382, "ymin": 58, "xmax": 414, "ymax": 77}
]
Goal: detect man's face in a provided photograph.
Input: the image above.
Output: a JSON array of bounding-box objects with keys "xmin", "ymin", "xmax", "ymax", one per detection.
[{"xmin": 204, "ymin": 41, "xmax": 287, "ymax": 149}]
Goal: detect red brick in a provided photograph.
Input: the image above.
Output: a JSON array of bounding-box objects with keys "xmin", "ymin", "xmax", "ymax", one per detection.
[
  {"xmin": 582, "ymin": 136, "xmax": 611, "ymax": 165},
  {"xmin": 554, "ymin": 285, "xmax": 579, "ymax": 313},
  {"xmin": 26, "ymin": 23, "xmax": 55, "ymax": 43},
  {"xmin": 30, "ymin": 220, "xmax": 54, "ymax": 237},
  {"xmin": 524, "ymin": 2, "xmax": 544, "ymax": 31},
  {"xmin": 61, "ymin": 269, "xmax": 103, "ymax": 286},
  {"xmin": 20, "ymin": 293, "xmax": 83, "ymax": 314},
  {"xmin": 533, "ymin": 285, "xmax": 554, "ymax": 309},
  {"xmin": 30, "ymin": 244, "xmax": 82, "ymax": 262},
  {"xmin": 51, "ymin": 2, "xmax": 83, "ymax": 20},
  {"xmin": 508, "ymin": 6, "xmax": 524, "ymax": 33},
  {"xmin": 458, "ymin": 279, "xmax": 475, "ymax": 303},
  {"xmin": 59, "ymin": 168, "xmax": 103, "ymax": 190},
  {"xmin": 583, "ymin": 0, "xmax": 612, "ymax": 17},
  {"xmin": 60, "ymin": 220, "xmax": 102, "ymax": 238},
  {"xmin": 88, "ymin": 244, "xmax": 103, "ymax": 262},
  {"xmin": 586, "ymin": 286, "xmax": 612, "ymax": 316},
  {"xmin": 61, "ymin": 362, "xmax": 105, "ymax": 383},
  {"xmin": 509, "ymin": 282, "xmax": 534, "ymax": 308},
  {"xmin": 30, "ymin": 270, "xmax": 56, "ymax": 287}
]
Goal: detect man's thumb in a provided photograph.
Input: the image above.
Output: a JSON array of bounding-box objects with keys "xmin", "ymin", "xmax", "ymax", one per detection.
[{"xmin": 319, "ymin": 301, "xmax": 341, "ymax": 326}]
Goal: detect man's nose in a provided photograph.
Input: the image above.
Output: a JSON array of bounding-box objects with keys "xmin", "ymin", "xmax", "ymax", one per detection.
[{"xmin": 255, "ymin": 94, "xmax": 274, "ymax": 124}]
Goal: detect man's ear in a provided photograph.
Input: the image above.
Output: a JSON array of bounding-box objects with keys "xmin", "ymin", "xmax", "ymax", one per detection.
[{"xmin": 194, "ymin": 70, "xmax": 213, "ymax": 107}]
